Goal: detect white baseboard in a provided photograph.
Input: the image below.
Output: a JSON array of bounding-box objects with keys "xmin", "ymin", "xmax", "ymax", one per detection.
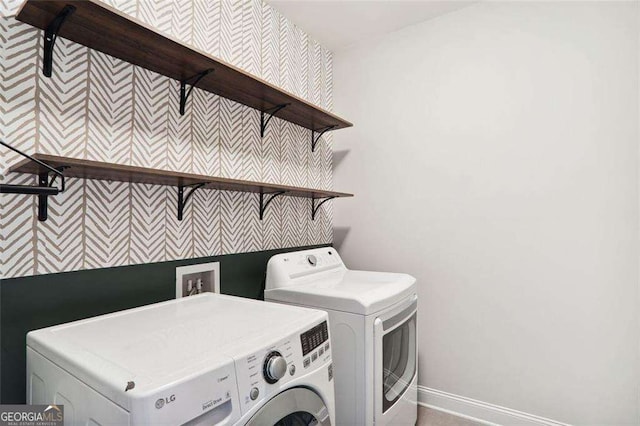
[{"xmin": 418, "ymin": 386, "xmax": 571, "ymax": 426}]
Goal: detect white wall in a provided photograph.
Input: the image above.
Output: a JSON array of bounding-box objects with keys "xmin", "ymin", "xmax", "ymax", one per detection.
[{"xmin": 333, "ymin": 2, "xmax": 639, "ymax": 424}]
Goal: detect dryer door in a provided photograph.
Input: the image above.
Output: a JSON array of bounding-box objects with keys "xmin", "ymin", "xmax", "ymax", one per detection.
[
  {"xmin": 245, "ymin": 387, "xmax": 331, "ymax": 426},
  {"xmin": 374, "ymin": 294, "xmax": 418, "ymax": 420}
]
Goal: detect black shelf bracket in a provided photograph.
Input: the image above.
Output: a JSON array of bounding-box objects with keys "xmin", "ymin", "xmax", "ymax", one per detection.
[
  {"xmin": 259, "ymin": 191, "xmax": 286, "ymax": 220},
  {"xmin": 180, "ymin": 69, "xmax": 214, "ymax": 116},
  {"xmin": 0, "ymin": 140, "xmax": 65, "ymax": 222},
  {"xmin": 311, "ymin": 195, "xmax": 336, "ymax": 220},
  {"xmin": 177, "ymin": 183, "xmax": 205, "ymax": 220},
  {"xmin": 260, "ymin": 104, "xmax": 289, "ymax": 137},
  {"xmin": 43, "ymin": 4, "xmax": 76, "ymax": 78},
  {"xmin": 311, "ymin": 126, "xmax": 336, "ymax": 152}
]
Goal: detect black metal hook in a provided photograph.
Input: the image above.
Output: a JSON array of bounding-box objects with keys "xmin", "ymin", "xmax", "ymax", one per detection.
[
  {"xmin": 180, "ymin": 69, "xmax": 214, "ymax": 116},
  {"xmin": 43, "ymin": 5, "xmax": 76, "ymax": 77},
  {"xmin": 260, "ymin": 104, "xmax": 289, "ymax": 137}
]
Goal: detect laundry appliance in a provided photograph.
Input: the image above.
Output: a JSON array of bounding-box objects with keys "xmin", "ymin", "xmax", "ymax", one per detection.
[
  {"xmin": 27, "ymin": 293, "xmax": 335, "ymax": 425},
  {"xmin": 266, "ymin": 247, "xmax": 417, "ymax": 425}
]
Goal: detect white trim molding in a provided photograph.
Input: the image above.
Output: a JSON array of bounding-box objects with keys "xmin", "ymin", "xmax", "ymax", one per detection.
[{"xmin": 418, "ymin": 386, "xmax": 572, "ymax": 426}]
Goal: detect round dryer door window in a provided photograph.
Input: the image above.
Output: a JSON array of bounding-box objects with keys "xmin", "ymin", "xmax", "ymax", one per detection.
[{"xmin": 245, "ymin": 387, "xmax": 331, "ymax": 426}]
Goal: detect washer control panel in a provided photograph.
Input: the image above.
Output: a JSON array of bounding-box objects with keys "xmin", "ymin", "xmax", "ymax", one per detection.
[
  {"xmin": 234, "ymin": 320, "xmax": 332, "ymax": 416},
  {"xmin": 300, "ymin": 321, "xmax": 328, "ymax": 357}
]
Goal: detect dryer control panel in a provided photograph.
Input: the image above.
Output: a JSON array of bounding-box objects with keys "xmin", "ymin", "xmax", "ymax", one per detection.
[
  {"xmin": 266, "ymin": 248, "xmax": 346, "ymax": 289},
  {"xmin": 234, "ymin": 319, "xmax": 332, "ymax": 416}
]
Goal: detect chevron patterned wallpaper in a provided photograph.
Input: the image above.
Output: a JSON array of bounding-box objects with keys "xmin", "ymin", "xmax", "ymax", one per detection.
[{"xmin": 0, "ymin": 0, "xmax": 335, "ymax": 279}]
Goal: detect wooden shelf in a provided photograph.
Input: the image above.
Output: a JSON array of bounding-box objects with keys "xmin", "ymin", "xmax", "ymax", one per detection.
[
  {"xmin": 10, "ymin": 154, "xmax": 353, "ymax": 200},
  {"xmin": 16, "ymin": 0, "xmax": 352, "ymax": 133}
]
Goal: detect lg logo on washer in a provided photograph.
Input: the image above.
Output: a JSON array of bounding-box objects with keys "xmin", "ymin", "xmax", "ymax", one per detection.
[{"xmin": 155, "ymin": 395, "xmax": 176, "ymax": 409}]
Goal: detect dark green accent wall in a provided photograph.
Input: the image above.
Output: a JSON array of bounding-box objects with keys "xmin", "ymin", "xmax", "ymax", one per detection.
[{"xmin": 0, "ymin": 244, "xmax": 330, "ymax": 404}]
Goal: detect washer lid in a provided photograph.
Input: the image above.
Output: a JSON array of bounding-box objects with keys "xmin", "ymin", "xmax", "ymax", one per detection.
[
  {"xmin": 265, "ymin": 270, "xmax": 416, "ymax": 315},
  {"xmin": 27, "ymin": 293, "xmax": 325, "ymax": 410}
]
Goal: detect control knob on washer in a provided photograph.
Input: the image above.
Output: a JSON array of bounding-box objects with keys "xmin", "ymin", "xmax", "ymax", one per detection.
[{"xmin": 263, "ymin": 351, "xmax": 287, "ymax": 384}]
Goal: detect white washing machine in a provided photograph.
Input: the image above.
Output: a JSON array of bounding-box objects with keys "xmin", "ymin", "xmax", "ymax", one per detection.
[
  {"xmin": 27, "ymin": 293, "xmax": 335, "ymax": 425},
  {"xmin": 265, "ymin": 248, "xmax": 418, "ymax": 426}
]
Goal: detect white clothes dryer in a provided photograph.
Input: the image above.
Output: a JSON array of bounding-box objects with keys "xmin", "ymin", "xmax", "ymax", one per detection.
[
  {"xmin": 27, "ymin": 293, "xmax": 335, "ymax": 425},
  {"xmin": 265, "ymin": 247, "xmax": 418, "ymax": 426}
]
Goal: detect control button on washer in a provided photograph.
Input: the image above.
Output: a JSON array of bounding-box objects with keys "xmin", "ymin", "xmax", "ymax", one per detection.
[
  {"xmin": 289, "ymin": 364, "xmax": 296, "ymax": 376},
  {"xmin": 319, "ymin": 347, "xmax": 324, "ymax": 356},
  {"xmin": 325, "ymin": 342, "xmax": 330, "ymax": 351},
  {"xmin": 264, "ymin": 352, "xmax": 287, "ymax": 383},
  {"xmin": 311, "ymin": 352, "xmax": 318, "ymax": 362},
  {"xmin": 250, "ymin": 387, "xmax": 259, "ymax": 400},
  {"xmin": 303, "ymin": 357, "xmax": 310, "ymax": 368}
]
